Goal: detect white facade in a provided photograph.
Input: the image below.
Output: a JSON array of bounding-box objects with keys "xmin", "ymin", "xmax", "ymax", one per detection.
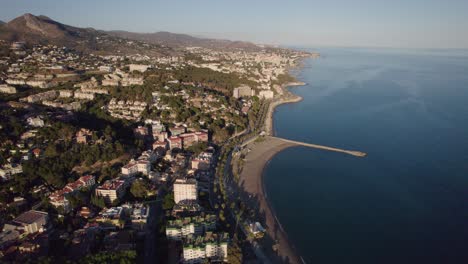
[
  {"xmin": 129, "ymin": 64, "xmax": 151, "ymax": 73},
  {"xmin": 174, "ymin": 179, "xmax": 198, "ymax": 204},
  {"xmin": 0, "ymin": 84, "xmax": 17, "ymax": 94}
]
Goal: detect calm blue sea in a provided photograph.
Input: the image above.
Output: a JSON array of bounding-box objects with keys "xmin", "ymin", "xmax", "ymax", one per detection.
[{"xmin": 264, "ymin": 48, "xmax": 468, "ymax": 264}]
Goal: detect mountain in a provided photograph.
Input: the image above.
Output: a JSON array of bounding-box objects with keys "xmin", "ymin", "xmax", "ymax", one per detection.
[
  {"xmin": 0, "ymin": 14, "xmax": 173, "ymax": 56},
  {"xmin": 0, "ymin": 20, "xmax": 5, "ymax": 26},
  {"xmin": 0, "ymin": 14, "xmax": 261, "ymax": 54},
  {"xmin": 1, "ymin": 14, "xmax": 99, "ymax": 44},
  {"xmin": 107, "ymin": 30, "xmax": 261, "ymax": 51}
]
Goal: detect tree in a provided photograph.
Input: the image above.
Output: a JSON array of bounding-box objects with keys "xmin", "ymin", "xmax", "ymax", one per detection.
[
  {"xmin": 162, "ymin": 193, "xmax": 175, "ymax": 210},
  {"xmin": 130, "ymin": 180, "xmax": 149, "ymax": 199},
  {"xmin": 91, "ymin": 194, "xmax": 106, "ymax": 209}
]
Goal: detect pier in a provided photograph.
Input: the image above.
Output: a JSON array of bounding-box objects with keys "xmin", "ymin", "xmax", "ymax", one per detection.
[{"xmin": 272, "ymin": 136, "xmax": 367, "ymax": 157}]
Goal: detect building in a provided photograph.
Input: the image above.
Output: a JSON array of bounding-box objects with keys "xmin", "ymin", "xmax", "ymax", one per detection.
[
  {"xmin": 49, "ymin": 175, "xmax": 96, "ymax": 212},
  {"xmin": 259, "ymin": 90, "xmax": 274, "ymax": 99},
  {"xmin": 59, "ymin": 89, "xmax": 74, "ymax": 98},
  {"xmin": 168, "ymin": 136, "xmax": 183, "ymax": 149},
  {"xmin": 24, "ymin": 90, "xmax": 57, "ymax": 103},
  {"xmin": 174, "ymin": 178, "xmax": 198, "ymax": 204},
  {"xmin": 26, "ymin": 80, "xmax": 53, "ymax": 89},
  {"xmin": 129, "ymin": 64, "xmax": 151, "ymax": 73},
  {"xmin": 166, "ymin": 214, "xmax": 217, "ymax": 241},
  {"xmin": 74, "ymin": 91, "xmax": 95, "ymax": 100},
  {"xmin": 3, "ymin": 210, "xmax": 48, "ymax": 235},
  {"xmin": 26, "ymin": 116, "xmax": 45, "ymax": 127},
  {"xmin": 76, "ymin": 128, "xmax": 93, "ymax": 144},
  {"xmin": 233, "ymin": 86, "xmax": 254, "ymax": 98},
  {"xmin": 95, "ymin": 179, "xmax": 127, "ymax": 204},
  {"xmin": 171, "ymin": 126, "xmax": 186, "ymax": 136},
  {"xmin": 99, "ymin": 65, "xmax": 114, "ymax": 72},
  {"xmin": 0, "ymin": 163, "xmax": 22, "ymax": 180},
  {"xmin": 182, "ymin": 232, "xmax": 229, "ymax": 264},
  {"xmin": 122, "ymin": 150, "xmax": 156, "ymax": 176},
  {"xmin": 134, "ymin": 126, "xmax": 149, "ymax": 139},
  {"xmin": 0, "ymin": 84, "xmax": 17, "ymax": 94},
  {"xmin": 153, "ymin": 131, "xmax": 168, "ymax": 142},
  {"xmin": 129, "ymin": 203, "xmax": 149, "ymax": 230},
  {"xmin": 121, "ymin": 77, "xmax": 144, "ymax": 86}
]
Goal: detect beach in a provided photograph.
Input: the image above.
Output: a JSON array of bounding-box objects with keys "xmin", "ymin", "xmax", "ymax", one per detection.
[
  {"xmin": 238, "ymin": 137, "xmax": 299, "ymax": 263},
  {"xmin": 236, "ymin": 81, "xmax": 307, "ymax": 263}
]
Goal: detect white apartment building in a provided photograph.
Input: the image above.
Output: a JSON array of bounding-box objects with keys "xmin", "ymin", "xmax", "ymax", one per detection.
[
  {"xmin": 95, "ymin": 179, "xmax": 127, "ymax": 204},
  {"xmin": 0, "ymin": 84, "xmax": 17, "ymax": 94},
  {"xmin": 174, "ymin": 178, "xmax": 198, "ymax": 204},
  {"xmin": 182, "ymin": 233, "xmax": 229, "ymax": 264}
]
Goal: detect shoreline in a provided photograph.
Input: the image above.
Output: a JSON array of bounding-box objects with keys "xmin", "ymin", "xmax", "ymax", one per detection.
[
  {"xmin": 265, "ymin": 81, "xmax": 305, "ymax": 136},
  {"xmin": 239, "ymin": 76, "xmax": 309, "ymax": 263}
]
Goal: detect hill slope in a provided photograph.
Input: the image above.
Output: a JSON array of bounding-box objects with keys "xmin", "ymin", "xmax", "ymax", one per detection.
[
  {"xmin": 107, "ymin": 30, "xmax": 261, "ymax": 51},
  {"xmin": 0, "ymin": 14, "xmax": 173, "ymax": 56},
  {"xmin": 0, "ymin": 14, "xmax": 261, "ymax": 54}
]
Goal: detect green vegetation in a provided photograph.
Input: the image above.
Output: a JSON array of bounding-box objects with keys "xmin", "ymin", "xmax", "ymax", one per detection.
[
  {"xmin": 162, "ymin": 193, "xmax": 175, "ymax": 210},
  {"xmin": 80, "ymin": 250, "xmax": 137, "ymax": 264}
]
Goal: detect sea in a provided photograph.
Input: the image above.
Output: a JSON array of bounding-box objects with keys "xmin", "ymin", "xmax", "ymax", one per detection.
[{"xmin": 264, "ymin": 47, "xmax": 468, "ymax": 264}]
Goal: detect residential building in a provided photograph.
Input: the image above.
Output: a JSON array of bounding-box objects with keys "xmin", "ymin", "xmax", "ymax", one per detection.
[
  {"xmin": 27, "ymin": 116, "xmax": 45, "ymax": 127},
  {"xmin": 233, "ymin": 86, "xmax": 254, "ymax": 98},
  {"xmin": 49, "ymin": 175, "xmax": 96, "ymax": 212},
  {"xmin": 259, "ymin": 90, "xmax": 274, "ymax": 99},
  {"xmin": 95, "ymin": 179, "xmax": 127, "ymax": 204},
  {"xmin": 166, "ymin": 214, "xmax": 217, "ymax": 241},
  {"xmin": 171, "ymin": 126, "xmax": 186, "ymax": 136},
  {"xmin": 174, "ymin": 178, "xmax": 198, "ymax": 204},
  {"xmin": 3, "ymin": 210, "xmax": 48, "ymax": 234},
  {"xmin": 74, "ymin": 91, "xmax": 95, "ymax": 100},
  {"xmin": 99, "ymin": 65, "xmax": 114, "ymax": 72},
  {"xmin": 0, "ymin": 84, "xmax": 17, "ymax": 94},
  {"xmin": 129, "ymin": 64, "xmax": 151, "ymax": 73},
  {"xmin": 182, "ymin": 232, "xmax": 229, "ymax": 264},
  {"xmin": 59, "ymin": 89, "xmax": 74, "ymax": 98},
  {"xmin": 168, "ymin": 136, "xmax": 183, "ymax": 149}
]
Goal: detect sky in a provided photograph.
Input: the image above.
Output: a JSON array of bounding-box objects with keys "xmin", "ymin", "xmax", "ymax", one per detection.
[{"xmin": 1, "ymin": 0, "xmax": 467, "ymax": 49}]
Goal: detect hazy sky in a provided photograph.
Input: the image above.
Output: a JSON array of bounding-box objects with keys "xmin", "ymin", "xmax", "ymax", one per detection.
[{"xmin": 1, "ymin": 0, "xmax": 467, "ymax": 49}]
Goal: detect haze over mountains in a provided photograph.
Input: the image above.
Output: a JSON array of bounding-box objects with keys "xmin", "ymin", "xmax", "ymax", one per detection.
[{"xmin": 0, "ymin": 13, "xmax": 260, "ymax": 53}]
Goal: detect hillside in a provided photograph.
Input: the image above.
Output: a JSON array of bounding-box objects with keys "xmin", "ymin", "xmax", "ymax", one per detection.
[
  {"xmin": 107, "ymin": 30, "xmax": 261, "ymax": 51},
  {"xmin": 0, "ymin": 14, "xmax": 261, "ymax": 55},
  {"xmin": 0, "ymin": 14, "xmax": 173, "ymax": 56}
]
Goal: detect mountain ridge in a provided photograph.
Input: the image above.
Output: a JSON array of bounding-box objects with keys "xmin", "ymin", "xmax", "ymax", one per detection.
[{"xmin": 0, "ymin": 13, "xmax": 261, "ymax": 52}]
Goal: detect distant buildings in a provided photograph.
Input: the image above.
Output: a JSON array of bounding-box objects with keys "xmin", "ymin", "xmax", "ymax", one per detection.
[
  {"xmin": 76, "ymin": 128, "xmax": 93, "ymax": 144},
  {"xmin": 174, "ymin": 178, "xmax": 198, "ymax": 204},
  {"xmin": 129, "ymin": 64, "xmax": 151, "ymax": 73},
  {"xmin": 99, "ymin": 65, "xmax": 114, "ymax": 73},
  {"xmin": 24, "ymin": 90, "xmax": 57, "ymax": 103},
  {"xmin": 233, "ymin": 86, "xmax": 254, "ymax": 98},
  {"xmin": 26, "ymin": 116, "xmax": 45, "ymax": 127},
  {"xmin": 0, "ymin": 84, "xmax": 17, "ymax": 94},
  {"xmin": 259, "ymin": 90, "xmax": 274, "ymax": 99},
  {"xmin": 74, "ymin": 91, "xmax": 95, "ymax": 100}
]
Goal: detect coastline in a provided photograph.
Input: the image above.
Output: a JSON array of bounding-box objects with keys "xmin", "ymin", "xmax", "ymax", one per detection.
[
  {"xmin": 239, "ymin": 77, "xmax": 308, "ymax": 263},
  {"xmin": 265, "ymin": 81, "xmax": 305, "ymax": 136}
]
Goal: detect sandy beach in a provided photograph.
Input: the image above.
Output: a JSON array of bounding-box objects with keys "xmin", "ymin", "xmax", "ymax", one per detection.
[
  {"xmin": 238, "ymin": 137, "xmax": 300, "ymax": 263},
  {"xmin": 237, "ymin": 81, "xmax": 307, "ymax": 263}
]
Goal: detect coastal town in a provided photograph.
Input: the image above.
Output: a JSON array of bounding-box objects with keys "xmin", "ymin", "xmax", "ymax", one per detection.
[{"xmin": 0, "ymin": 13, "xmax": 314, "ymax": 264}]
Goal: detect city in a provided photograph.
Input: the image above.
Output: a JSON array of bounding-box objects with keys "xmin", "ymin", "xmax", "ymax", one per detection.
[{"xmin": 0, "ymin": 13, "xmax": 310, "ymax": 263}]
